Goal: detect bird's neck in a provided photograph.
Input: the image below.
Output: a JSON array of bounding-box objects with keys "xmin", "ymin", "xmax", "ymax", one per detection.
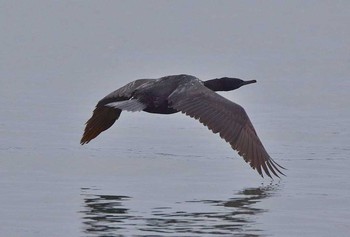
[{"xmin": 203, "ymin": 79, "xmax": 226, "ymax": 91}]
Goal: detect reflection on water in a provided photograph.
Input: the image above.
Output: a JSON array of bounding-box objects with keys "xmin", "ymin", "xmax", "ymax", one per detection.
[
  {"xmin": 81, "ymin": 185, "xmax": 279, "ymax": 236},
  {"xmin": 81, "ymin": 192, "xmax": 132, "ymax": 233}
]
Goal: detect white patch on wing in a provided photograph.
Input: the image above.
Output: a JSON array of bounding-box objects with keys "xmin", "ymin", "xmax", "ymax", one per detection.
[{"xmin": 106, "ymin": 100, "xmax": 147, "ymax": 112}]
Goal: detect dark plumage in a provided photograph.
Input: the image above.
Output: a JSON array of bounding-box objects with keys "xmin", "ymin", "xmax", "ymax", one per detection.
[{"xmin": 81, "ymin": 74, "xmax": 285, "ymax": 178}]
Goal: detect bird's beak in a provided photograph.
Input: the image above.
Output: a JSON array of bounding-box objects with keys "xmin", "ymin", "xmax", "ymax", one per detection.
[{"xmin": 242, "ymin": 80, "xmax": 257, "ymax": 86}]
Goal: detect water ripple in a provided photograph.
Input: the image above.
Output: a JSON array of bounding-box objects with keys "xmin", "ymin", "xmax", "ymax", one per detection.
[{"xmin": 80, "ymin": 185, "xmax": 279, "ymax": 236}]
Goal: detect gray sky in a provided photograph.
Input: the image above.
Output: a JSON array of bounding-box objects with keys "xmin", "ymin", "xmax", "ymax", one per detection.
[{"xmin": 1, "ymin": 0, "xmax": 349, "ymax": 123}]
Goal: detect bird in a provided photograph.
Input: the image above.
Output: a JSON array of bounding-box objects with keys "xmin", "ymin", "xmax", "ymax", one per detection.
[{"xmin": 81, "ymin": 74, "xmax": 284, "ymax": 178}]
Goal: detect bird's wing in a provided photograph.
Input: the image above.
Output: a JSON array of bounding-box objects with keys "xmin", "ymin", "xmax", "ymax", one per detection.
[
  {"xmin": 97, "ymin": 79, "xmax": 153, "ymax": 106},
  {"xmin": 168, "ymin": 80, "xmax": 284, "ymax": 178},
  {"xmin": 80, "ymin": 79, "xmax": 153, "ymax": 144}
]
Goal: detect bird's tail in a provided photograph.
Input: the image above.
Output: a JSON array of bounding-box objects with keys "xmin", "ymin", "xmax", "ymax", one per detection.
[{"xmin": 80, "ymin": 106, "xmax": 121, "ymax": 145}]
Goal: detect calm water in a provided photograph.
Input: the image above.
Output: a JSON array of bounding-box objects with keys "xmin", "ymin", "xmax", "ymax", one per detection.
[{"xmin": 1, "ymin": 94, "xmax": 349, "ymax": 236}]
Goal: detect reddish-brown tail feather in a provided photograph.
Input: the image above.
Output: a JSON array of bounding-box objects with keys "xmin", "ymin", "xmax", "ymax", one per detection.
[{"xmin": 80, "ymin": 106, "xmax": 121, "ymax": 144}]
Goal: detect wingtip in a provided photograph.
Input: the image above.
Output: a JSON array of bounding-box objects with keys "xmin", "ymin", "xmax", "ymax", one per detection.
[
  {"xmin": 256, "ymin": 159, "xmax": 286, "ymax": 179},
  {"xmin": 80, "ymin": 132, "xmax": 93, "ymax": 145},
  {"xmin": 80, "ymin": 138, "xmax": 89, "ymax": 145},
  {"xmin": 80, "ymin": 106, "xmax": 121, "ymax": 145}
]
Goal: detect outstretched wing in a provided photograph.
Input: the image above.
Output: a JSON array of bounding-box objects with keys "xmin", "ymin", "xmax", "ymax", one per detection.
[
  {"xmin": 80, "ymin": 79, "xmax": 153, "ymax": 144},
  {"xmin": 168, "ymin": 80, "xmax": 284, "ymax": 178}
]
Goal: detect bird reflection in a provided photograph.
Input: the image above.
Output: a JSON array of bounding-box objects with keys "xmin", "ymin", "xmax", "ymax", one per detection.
[
  {"xmin": 81, "ymin": 185, "xmax": 279, "ymax": 236},
  {"xmin": 81, "ymin": 193, "xmax": 132, "ymax": 234}
]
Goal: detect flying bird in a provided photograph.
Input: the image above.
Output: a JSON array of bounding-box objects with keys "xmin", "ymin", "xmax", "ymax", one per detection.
[{"xmin": 81, "ymin": 74, "xmax": 284, "ymax": 178}]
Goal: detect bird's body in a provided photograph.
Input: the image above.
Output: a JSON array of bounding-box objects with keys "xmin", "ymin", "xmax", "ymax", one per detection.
[{"xmin": 81, "ymin": 74, "xmax": 284, "ymax": 178}]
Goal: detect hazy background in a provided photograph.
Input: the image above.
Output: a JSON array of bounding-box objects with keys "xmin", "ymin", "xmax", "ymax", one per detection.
[
  {"xmin": 1, "ymin": 1, "xmax": 349, "ymax": 236},
  {"xmin": 1, "ymin": 0, "xmax": 349, "ymax": 149}
]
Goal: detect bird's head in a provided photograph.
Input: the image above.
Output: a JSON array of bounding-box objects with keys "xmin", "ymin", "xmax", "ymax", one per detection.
[{"xmin": 204, "ymin": 77, "xmax": 257, "ymax": 91}]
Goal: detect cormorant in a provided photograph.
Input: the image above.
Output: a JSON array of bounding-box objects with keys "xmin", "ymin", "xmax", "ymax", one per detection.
[{"xmin": 81, "ymin": 74, "xmax": 284, "ymax": 178}]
